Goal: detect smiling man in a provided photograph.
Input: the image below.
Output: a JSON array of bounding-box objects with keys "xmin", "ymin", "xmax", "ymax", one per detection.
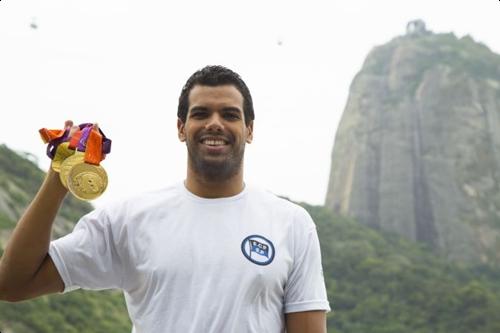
[
  {"xmin": 0, "ymin": 65, "xmax": 330, "ymax": 332},
  {"xmin": 179, "ymin": 83, "xmax": 252, "ymax": 195}
]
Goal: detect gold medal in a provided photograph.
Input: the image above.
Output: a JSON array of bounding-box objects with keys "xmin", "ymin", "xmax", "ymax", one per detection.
[
  {"xmin": 40, "ymin": 122, "xmax": 112, "ymax": 201},
  {"xmin": 59, "ymin": 152, "xmax": 85, "ymax": 189},
  {"xmin": 51, "ymin": 142, "xmax": 75, "ymax": 173},
  {"xmin": 67, "ymin": 162, "xmax": 108, "ymax": 201}
]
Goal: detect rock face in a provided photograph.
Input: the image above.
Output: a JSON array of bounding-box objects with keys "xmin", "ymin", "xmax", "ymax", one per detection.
[
  {"xmin": 0, "ymin": 144, "xmax": 92, "ymax": 249},
  {"xmin": 325, "ymin": 28, "xmax": 500, "ymax": 264}
]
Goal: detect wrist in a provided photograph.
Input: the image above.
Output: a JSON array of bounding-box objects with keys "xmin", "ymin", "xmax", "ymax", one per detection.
[{"xmin": 44, "ymin": 168, "xmax": 68, "ymax": 195}]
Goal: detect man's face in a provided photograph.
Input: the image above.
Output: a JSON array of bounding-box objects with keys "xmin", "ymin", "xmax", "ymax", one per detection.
[{"xmin": 177, "ymin": 84, "xmax": 253, "ymax": 181}]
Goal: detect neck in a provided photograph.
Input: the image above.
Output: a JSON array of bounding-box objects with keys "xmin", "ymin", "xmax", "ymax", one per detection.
[{"xmin": 185, "ymin": 165, "xmax": 245, "ymax": 198}]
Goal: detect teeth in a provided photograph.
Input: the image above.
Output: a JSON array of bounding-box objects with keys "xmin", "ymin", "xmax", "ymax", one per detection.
[{"xmin": 203, "ymin": 139, "xmax": 226, "ymax": 146}]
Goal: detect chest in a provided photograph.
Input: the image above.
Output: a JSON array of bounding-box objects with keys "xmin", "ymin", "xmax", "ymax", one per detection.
[{"xmin": 130, "ymin": 206, "xmax": 293, "ymax": 294}]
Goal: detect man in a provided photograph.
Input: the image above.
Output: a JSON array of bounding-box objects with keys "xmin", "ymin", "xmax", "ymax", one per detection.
[{"xmin": 0, "ymin": 65, "xmax": 330, "ymax": 332}]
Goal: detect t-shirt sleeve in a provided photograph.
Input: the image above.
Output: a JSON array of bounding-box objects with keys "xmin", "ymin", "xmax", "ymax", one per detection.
[
  {"xmin": 284, "ymin": 206, "xmax": 331, "ymax": 313},
  {"xmin": 48, "ymin": 208, "xmax": 125, "ymax": 293}
]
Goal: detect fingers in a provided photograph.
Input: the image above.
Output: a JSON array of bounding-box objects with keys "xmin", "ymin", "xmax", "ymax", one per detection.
[
  {"xmin": 69, "ymin": 125, "xmax": 79, "ymax": 137},
  {"xmin": 64, "ymin": 120, "xmax": 78, "ymax": 138},
  {"xmin": 63, "ymin": 121, "xmax": 99, "ymax": 137}
]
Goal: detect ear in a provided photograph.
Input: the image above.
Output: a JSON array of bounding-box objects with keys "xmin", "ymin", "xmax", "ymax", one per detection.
[
  {"xmin": 246, "ymin": 121, "xmax": 254, "ymax": 143},
  {"xmin": 177, "ymin": 118, "xmax": 186, "ymax": 142}
]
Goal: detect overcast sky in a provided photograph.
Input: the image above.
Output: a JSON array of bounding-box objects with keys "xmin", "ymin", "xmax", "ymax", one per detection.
[{"xmin": 1, "ymin": 0, "xmax": 499, "ymax": 207}]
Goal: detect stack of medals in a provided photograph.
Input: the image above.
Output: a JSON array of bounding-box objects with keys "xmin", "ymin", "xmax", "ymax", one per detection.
[{"xmin": 39, "ymin": 123, "xmax": 112, "ymax": 201}]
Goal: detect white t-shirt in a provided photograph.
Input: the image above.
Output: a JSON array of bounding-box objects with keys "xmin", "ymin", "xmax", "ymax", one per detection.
[{"xmin": 49, "ymin": 182, "xmax": 330, "ymax": 332}]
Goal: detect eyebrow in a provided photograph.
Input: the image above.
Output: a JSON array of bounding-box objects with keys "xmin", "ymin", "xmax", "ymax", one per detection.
[
  {"xmin": 221, "ymin": 107, "xmax": 243, "ymax": 114},
  {"xmin": 189, "ymin": 107, "xmax": 209, "ymax": 113},
  {"xmin": 189, "ymin": 106, "xmax": 243, "ymax": 114}
]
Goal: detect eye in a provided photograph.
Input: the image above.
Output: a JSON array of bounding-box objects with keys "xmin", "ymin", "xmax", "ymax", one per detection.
[
  {"xmin": 190, "ymin": 110, "xmax": 208, "ymax": 118},
  {"xmin": 223, "ymin": 112, "xmax": 241, "ymax": 120}
]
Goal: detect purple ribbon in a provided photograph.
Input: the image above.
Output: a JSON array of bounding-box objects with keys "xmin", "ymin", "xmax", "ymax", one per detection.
[
  {"xmin": 46, "ymin": 123, "xmax": 112, "ymax": 159},
  {"xmin": 77, "ymin": 125, "xmax": 93, "ymax": 152}
]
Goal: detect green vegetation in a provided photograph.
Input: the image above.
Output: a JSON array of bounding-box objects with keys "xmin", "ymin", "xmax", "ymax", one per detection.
[
  {"xmin": 0, "ymin": 145, "xmax": 45, "ymax": 197},
  {"xmin": 0, "ymin": 144, "xmax": 129, "ymax": 332},
  {"xmin": 0, "ymin": 144, "xmax": 93, "ymax": 227},
  {"xmin": 364, "ymin": 32, "xmax": 500, "ymax": 97},
  {"xmin": 305, "ymin": 204, "xmax": 500, "ymax": 333},
  {"xmin": 420, "ymin": 33, "xmax": 500, "ymax": 80},
  {"xmin": 2, "ymin": 144, "xmax": 500, "ymax": 332},
  {"xmin": 0, "ymin": 290, "xmax": 131, "ymax": 333},
  {"xmin": 0, "ymin": 212, "xmax": 15, "ymax": 230}
]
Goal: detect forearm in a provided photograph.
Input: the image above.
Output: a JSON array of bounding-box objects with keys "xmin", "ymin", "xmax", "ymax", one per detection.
[{"xmin": 0, "ymin": 169, "xmax": 67, "ymax": 290}]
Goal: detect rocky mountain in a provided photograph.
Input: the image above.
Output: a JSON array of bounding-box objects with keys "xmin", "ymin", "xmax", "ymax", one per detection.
[{"xmin": 325, "ymin": 21, "xmax": 500, "ymax": 264}]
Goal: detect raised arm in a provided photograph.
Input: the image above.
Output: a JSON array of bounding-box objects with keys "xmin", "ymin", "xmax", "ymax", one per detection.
[
  {"xmin": 0, "ymin": 168, "xmax": 67, "ymax": 301},
  {"xmin": 0, "ymin": 120, "xmax": 80, "ymax": 301}
]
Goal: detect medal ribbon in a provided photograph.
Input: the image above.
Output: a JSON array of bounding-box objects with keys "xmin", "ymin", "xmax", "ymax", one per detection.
[{"xmin": 39, "ymin": 123, "xmax": 112, "ymax": 165}]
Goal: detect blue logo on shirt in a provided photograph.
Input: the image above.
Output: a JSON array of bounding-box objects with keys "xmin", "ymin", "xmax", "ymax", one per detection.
[{"xmin": 241, "ymin": 235, "xmax": 275, "ymax": 265}]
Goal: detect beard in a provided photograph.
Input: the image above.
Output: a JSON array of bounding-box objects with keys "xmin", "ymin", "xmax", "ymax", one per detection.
[{"xmin": 186, "ymin": 131, "xmax": 246, "ymax": 182}]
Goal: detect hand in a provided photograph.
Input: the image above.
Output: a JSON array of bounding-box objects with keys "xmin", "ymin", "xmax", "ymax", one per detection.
[
  {"xmin": 51, "ymin": 120, "xmax": 96, "ymax": 173},
  {"xmin": 64, "ymin": 120, "xmax": 80, "ymax": 138}
]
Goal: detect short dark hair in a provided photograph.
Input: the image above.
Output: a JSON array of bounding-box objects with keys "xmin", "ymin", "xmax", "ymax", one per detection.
[{"xmin": 177, "ymin": 65, "xmax": 255, "ymax": 126}]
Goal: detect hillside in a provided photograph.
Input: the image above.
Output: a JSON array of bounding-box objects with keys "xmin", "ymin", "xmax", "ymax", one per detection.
[
  {"xmin": 2, "ymin": 143, "xmax": 500, "ymax": 332},
  {"xmin": 0, "ymin": 144, "xmax": 132, "ymax": 332},
  {"xmin": 0, "ymin": 144, "xmax": 92, "ymax": 247},
  {"xmin": 308, "ymin": 204, "xmax": 500, "ymax": 333}
]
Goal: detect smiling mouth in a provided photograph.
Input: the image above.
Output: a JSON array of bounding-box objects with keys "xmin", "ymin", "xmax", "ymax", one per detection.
[
  {"xmin": 202, "ymin": 139, "xmax": 227, "ymax": 146},
  {"xmin": 200, "ymin": 136, "xmax": 230, "ymax": 147}
]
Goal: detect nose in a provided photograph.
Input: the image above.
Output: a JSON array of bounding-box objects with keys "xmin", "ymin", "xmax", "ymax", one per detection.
[{"xmin": 205, "ymin": 113, "xmax": 224, "ymax": 131}]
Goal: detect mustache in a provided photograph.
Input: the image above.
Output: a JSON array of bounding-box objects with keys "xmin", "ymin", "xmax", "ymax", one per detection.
[{"xmin": 196, "ymin": 131, "xmax": 234, "ymax": 143}]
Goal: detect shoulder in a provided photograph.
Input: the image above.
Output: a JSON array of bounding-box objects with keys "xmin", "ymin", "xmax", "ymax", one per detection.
[
  {"xmin": 245, "ymin": 185, "xmax": 315, "ymax": 228},
  {"xmin": 246, "ymin": 185, "xmax": 296, "ymax": 208},
  {"xmin": 89, "ymin": 182, "xmax": 184, "ymax": 223}
]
